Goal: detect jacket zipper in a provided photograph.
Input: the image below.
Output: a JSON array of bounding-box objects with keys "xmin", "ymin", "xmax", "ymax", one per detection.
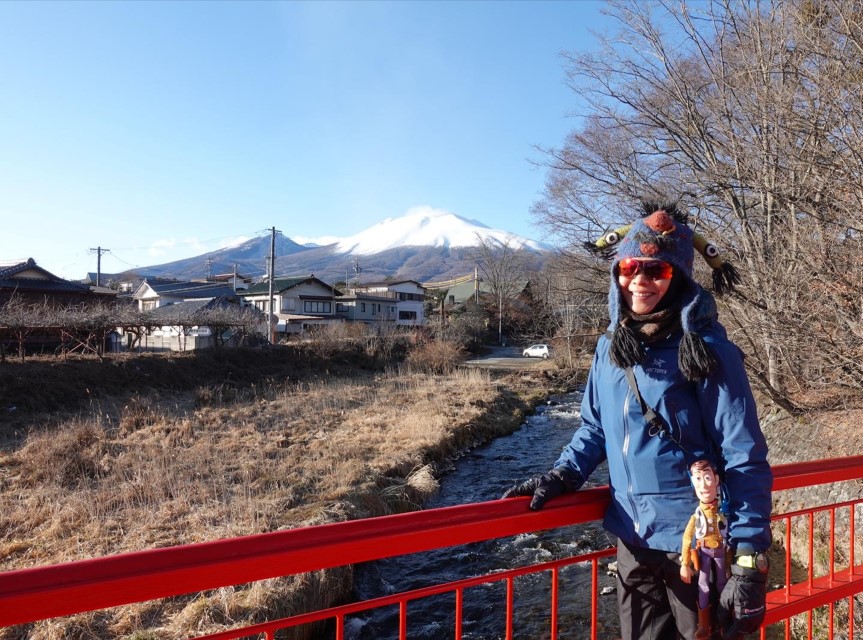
[{"xmin": 622, "ymin": 389, "xmax": 640, "ymax": 534}]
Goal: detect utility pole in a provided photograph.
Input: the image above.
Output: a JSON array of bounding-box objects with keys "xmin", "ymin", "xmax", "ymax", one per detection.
[
  {"xmin": 89, "ymin": 246, "xmax": 109, "ymax": 287},
  {"xmin": 268, "ymin": 227, "xmax": 277, "ymax": 345}
]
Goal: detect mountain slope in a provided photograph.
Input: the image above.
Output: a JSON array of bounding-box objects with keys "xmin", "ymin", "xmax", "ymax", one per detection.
[
  {"xmin": 139, "ymin": 234, "xmax": 308, "ymax": 280},
  {"xmin": 335, "ymin": 206, "xmax": 551, "ymax": 254},
  {"xmin": 132, "ymin": 207, "xmax": 553, "ymax": 283}
]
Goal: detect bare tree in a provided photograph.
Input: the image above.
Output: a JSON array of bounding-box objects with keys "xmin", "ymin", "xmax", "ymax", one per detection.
[
  {"xmin": 533, "ymin": 0, "xmax": 863, "ymax": 410},
  {"xmin": 193, "ymin": 302, "xmax": 265, "ymax": 347},
  {"xmin": 532, "ymin": 253, "xmax": 608, "ymax": 369},
  {"xmin": 470, "ymin": 234, "xmax": 540, "ymax": 345}
]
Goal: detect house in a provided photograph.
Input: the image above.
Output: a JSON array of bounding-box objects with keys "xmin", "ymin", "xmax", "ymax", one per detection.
[
  {"xmin": 132, "ymin": 278, "xmax": 240, "ymax": 312},
  {"xmin": 241, "ymin": 275, "xmax": 341, "ymax": 335},
  {"xmin": 444, "ymin": 277, "xmax": 531, "ymax": 306},
  {"xmin": 354, "ymin": 280, "xmax": 426, "ymax": 326},
  {"xmin": 335, "ymin": 290, "xmax": 398, "ymax": 324},
  {"xmin": 203, "ymin": 272, "xmax": 252, "ymax": 291},
  {"xmin": 0, "ymin": 258, "xmax": 116, "ymax": 306},
  {"xmin": 137, "ymin": 296, "xmax": 253, "ymax": 352},
  {"xmin": 0, "ymin": 258, "xmax": 117, "ymax": 355},
  {"xmin": 125, "ymin": 279, "xmax": 245, "ymax": 351},
  {"xmin": 84, "ymin": 271, "xmax": 143, "ymax": 294}
]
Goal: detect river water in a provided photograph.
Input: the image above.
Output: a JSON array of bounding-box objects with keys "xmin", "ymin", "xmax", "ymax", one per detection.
[{"xmin": 346, "ymin": 390, "xmax": 619, "ymax": 640}]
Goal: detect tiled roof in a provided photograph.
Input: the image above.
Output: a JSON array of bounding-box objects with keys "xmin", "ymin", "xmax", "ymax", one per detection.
[
  {"xmin": 0, "ymin": 258, "xmax": 92, "ymax": 294},
  {"xmin": 0, "ymin": 259, "xmax": 37, "ymax": 279},
  {"xmin": 0, "ymin": 278, "xmax": 91, "ymax": 294}
]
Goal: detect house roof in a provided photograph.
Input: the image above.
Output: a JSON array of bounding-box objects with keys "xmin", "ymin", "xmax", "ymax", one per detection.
[
  {"xmin": 0, "ymin": 258, "xmax": 94, "ymax": 295},
  {"xmin": 148, "ymin": 296, "xmax": 239, "ymax": 321},
  {"xmin": 136, "ymin": 279, "xmax": 238, "ymax": 300},
  {"xmin": 445, "ymin": 277, "xmax": 530, "ymax": 304},
  {"xmin": 361, "ymin": 279, "xmax": 424, "ymax": 288},
  {"xmin": 243, "ymin": 276, "xmax": 338, "ymax": 296}
]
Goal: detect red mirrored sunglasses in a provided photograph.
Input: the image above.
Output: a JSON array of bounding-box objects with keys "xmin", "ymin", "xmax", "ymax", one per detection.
[{"xmin": 617, "ymin": 258, "xmax": 674, "ymax": 280}]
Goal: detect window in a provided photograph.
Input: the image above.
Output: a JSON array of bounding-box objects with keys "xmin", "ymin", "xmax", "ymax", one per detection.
[
  {"xmin": 336, "ymin": 303, "xmax": 348, "ymax": 312},
  {"xmin": 361, "ymin": 303, "xmax": 366, "ymax": 312},
  {"xmin": 399, "ymin": 310, "xmax": 417, "ymax": 320},
  {"xmin": 303, "ymin": 300, "xmax": 332, "ymax": 314},
  {"xmin": 372, "ymin": 303, "xmax": 376, "ymax": 315}
]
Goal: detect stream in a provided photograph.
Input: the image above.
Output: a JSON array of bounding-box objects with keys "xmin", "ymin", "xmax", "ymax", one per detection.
[{"xmin": 346, "ymin": 389, "xmax": 618, "ymax": 640}]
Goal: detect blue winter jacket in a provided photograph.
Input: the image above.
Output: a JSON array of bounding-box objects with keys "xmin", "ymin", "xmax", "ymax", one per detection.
[{"xmin": 555, "ymin": 324, "xmax": 772, "ymax": 554}]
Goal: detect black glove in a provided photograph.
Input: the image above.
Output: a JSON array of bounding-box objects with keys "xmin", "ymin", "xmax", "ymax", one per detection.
[
  {"xmin": 717, "ymin": 564, "xmax": 767, "ymax": 639},
  {"xmin": 501, "ymin": 468, "xmax": 583, "ymax": 510}
]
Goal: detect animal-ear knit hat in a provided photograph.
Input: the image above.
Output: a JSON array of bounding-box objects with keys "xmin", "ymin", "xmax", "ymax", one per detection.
[{"xmin": 587, "ymin": 201, "xmax": 740, "ymax": 382}]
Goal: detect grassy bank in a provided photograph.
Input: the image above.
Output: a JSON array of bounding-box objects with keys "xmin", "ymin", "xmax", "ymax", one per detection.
[{"xmin": 0, "ymin": 347, "xmax": 565, "ymax": 639}]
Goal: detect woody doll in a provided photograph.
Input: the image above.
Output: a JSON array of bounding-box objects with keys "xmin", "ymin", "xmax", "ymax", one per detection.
[{"xmin": 680, "ymin": 459, "xmax": 729, "ymax": 639}]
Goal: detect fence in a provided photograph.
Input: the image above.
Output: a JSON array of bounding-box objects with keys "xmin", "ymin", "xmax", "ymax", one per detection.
[{"xmin": 2, "ymin": 456, "xmax": 862, "ymax": 639}]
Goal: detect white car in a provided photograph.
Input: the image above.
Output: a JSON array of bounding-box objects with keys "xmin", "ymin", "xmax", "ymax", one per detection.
[{"xmin": 522, "ymin": 344, "xmax": 552, "ymax": 359}]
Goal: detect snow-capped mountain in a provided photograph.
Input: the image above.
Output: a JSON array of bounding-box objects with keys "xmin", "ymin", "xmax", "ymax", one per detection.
[
  {"xmin": 132, "ymin": 207, "xmax": 554, "ymax": 283},
  {"xmin": 333, "ymin": 206, "xmax": 551, "ymax": 254}
]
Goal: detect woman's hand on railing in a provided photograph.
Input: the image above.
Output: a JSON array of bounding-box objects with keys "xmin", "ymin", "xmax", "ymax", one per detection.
[{"xmin": 501, "ymin": 468, "xmax": 584, "ymax": 511}]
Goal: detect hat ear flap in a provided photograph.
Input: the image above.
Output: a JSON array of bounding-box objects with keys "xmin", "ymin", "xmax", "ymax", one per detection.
[
  {"xmin": 679, "ymin": 331, "xmax": 717, "ymax": 381},
  {"xmin": 610, "ymin": 323, "xmax": 645, "ymax": 369}
]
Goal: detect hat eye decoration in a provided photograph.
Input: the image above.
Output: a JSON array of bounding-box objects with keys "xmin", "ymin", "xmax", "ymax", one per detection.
[{"xmin": 584, "ymin": 224, "xmax": 631, "ymax": 259}]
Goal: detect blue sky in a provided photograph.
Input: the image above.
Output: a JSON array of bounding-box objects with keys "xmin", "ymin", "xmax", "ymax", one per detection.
[{"xmin": 0, "ymin": 0, "xmax": 612, "ymax": 280}]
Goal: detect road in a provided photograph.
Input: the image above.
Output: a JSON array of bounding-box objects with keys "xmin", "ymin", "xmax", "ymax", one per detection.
[{"xmin": 461, "ymin": 345, "xmax": 555, "ymax": 370}]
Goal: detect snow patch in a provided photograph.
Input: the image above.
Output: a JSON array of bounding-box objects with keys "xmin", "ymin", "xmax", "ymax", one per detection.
[{"xmin": 331, "ymin": 206, "xmax": 550, "ymax": 255}]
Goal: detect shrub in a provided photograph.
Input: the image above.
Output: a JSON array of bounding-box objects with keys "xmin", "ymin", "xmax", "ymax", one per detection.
[{"xmin": 404, "ymin": 339, "xmax": 464, "ymax": 374}]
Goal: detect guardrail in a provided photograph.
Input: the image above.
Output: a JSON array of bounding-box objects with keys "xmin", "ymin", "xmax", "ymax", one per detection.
[{"xmin": 2, "ymin": 456, "xmax": 863, "ymax": 638}]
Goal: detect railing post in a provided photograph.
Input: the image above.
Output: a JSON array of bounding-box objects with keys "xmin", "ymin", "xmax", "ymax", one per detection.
[
  {"xmin": 454, "ymin": 587, "xmax": 463, "ymax": 639},
  {"xmin": 505, "ymin": 576, "xmax": 514, "ymax": 640},
  {"xmin": 550, "ymin": 567, "xmax": 559, "ymax": 640}
]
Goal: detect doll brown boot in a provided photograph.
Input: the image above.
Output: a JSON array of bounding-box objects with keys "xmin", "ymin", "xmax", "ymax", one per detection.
[{"xmin": 695, "ymin": 605, "xmax": 712, "ymax": 639}]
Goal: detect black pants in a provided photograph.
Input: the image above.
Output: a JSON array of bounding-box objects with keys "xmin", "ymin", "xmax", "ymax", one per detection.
[{"xmin": 616, "ymin": 539, "xmax": 698, "ymax": 640}]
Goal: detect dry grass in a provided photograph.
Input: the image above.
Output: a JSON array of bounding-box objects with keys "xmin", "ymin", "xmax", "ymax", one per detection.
[{"xmin": 0, "ymin": 353, "xmax": 556, "ymax": 639}]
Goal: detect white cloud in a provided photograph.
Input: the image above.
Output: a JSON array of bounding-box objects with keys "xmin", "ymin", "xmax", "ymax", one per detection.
[{"xmin": 148, "ymin": 238, "xmax": 177, "ymax": 257}]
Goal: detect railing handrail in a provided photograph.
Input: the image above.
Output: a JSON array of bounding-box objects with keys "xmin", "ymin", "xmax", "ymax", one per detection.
[{"xmin": 2, "ymin": 455, "xmax": 862, "ymax": 628}]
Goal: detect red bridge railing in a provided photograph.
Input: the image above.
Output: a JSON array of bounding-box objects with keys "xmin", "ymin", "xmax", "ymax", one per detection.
[{"xmin": 2, "ymin": 456, "xmax": 862, "ymax": 638}]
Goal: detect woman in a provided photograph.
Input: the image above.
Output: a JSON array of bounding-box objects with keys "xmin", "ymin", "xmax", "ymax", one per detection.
[{"xmin": 503, "ymin": 202, "xmax": 772, "ymax": 639}]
